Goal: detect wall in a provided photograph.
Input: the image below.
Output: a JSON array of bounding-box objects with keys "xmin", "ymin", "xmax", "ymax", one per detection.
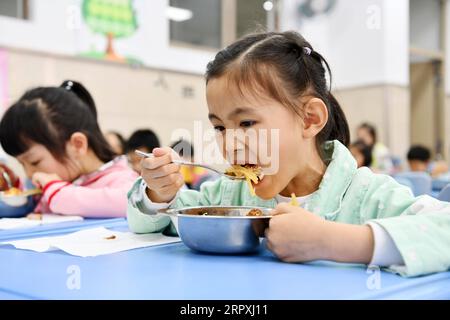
[
  {"xmin": 1, "ymin": 47, "xmax": 211, "ymax": 177},
  {"xmin": 334, "ymin": 85, "xmax": 410, "ymax": 158},
  {"xmin": 0, "ymin": 0, "xmax": 215, "ymax": 75},
  {"xmin": 1, "ymin": 0, "xmax": 448, "ymax": 162},
  {"xmin": 4, "ymin": 47, "xmax": 210, "ymax": 143},
  {"xmin": 280, "ymin": 0, "xmax": 410, "ymax": 158},
  {"xmin": 280, "ymin": 0, "xmax": 409, "ymax": 89}
]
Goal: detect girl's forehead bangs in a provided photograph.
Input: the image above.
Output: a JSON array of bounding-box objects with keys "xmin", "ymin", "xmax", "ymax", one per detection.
[
  {"xmin": 0, "ymin": 108, "xmax": 33, "ymax": 156},
  {"xmin": 221, "ymin": 59, "xmax": 300, "ymax": 110}
]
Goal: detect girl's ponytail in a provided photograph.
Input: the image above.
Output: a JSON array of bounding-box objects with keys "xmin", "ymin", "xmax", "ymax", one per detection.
[
  {"xmin": 60, "ymin": 80, "xmax": 98, "ymax": 119},
  {"xmin": 325, "ymin": 92, "xmax": 350, "ymax": 146}
]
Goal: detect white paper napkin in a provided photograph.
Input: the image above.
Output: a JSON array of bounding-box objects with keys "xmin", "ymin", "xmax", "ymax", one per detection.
[
  {"xmin": 0, "ymin": 214, "xmax": 84, "ymax": 230},
  {"xmin": 1, "ymin": 227, "xmax": 180, "ymax": 257}
]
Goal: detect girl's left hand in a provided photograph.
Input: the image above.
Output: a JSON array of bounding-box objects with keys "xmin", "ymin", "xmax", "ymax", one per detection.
[
  {"xmin": 31, "ymin": 172, "xmax": 63, "ymax": 189},
  {"xmin": 265, "ymin": 203, "xmax": 332, "ymax": 262}
]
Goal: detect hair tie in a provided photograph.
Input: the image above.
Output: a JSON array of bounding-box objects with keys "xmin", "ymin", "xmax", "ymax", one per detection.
[{"xmin": 63, "ymin": 81, "xmax": 74, "ymax": 91}]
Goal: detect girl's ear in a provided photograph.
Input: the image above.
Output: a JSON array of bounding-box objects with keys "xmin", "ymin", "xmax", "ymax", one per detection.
[
  {"xmin": 301, "ymin": 97, "xmax": 328, "ymax": 139},
  {"xmin": 66, "ymin": 132, "xmax": 89, "ymax": 157}
]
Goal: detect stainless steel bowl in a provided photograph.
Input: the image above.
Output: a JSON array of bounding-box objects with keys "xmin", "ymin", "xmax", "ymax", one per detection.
[
  {"xmin": 164, "ymin": 206, "xmax": 272, "ymax": 254},
  {"xmin": 0, "ymin": 192, "xmax": 37, "ymax": 218}
]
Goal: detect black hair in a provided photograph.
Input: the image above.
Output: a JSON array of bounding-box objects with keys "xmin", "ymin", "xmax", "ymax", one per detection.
[
  {"xmin": 205, "ymin": 31, "xmax": 350, "ymax": 153},
  {"xmin": 407, "ymin": 145, "xmax": 431, "ymax": 162},
  {"xmin": 358, "ymin": 122, "xmax": 377, "ymax": 144},
  {"xmin": 105, "ymin": 131, "xmax": 126, "ymax": 154},
  {"xmin": 170, "ymin": 139, "xmax": 194, "ymax": 158},
  {"xmin": 350, "ymin": 139, "xmax": 373, "ymax": 167},
  {"xmin": 125, "ymin": 129, "xmax": 160, "ymax": 153},
  {"xmin": 0, "ymin": 80, "xmax": 115, "ymax": 163}
]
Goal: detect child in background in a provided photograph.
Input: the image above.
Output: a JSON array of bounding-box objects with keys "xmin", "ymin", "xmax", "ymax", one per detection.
[
  {"xmin": 127, "ymin": 31, "xmax": 450, "ymax": 277},
  {"xmin": 407, "ymin": 145, "xmax": 449, "ymax": 178},
  {"xmin": 356, "ymin": 123, "xmax": 394, "ymax": 173},
  {"xmin": 104, "ymin": 131, "xmax": 126, "ymax": 155},
  {"xmin": 0, "ymin": 80, "xmax": 138, "ymax": 217},
  {"xmin": 170, "ymin": 139, "xmax": 219, "ymax": 190},
  {"xmin": 125, "ymin": 129, "xmax": 160, "ymax": 173},
  {"xmin": 349, "ymin": 140, "xmax": 372, "ymax": 168}
]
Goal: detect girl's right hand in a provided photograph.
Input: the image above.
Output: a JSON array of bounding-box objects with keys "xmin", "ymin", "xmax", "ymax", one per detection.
[
  {"xmin": 0, "ymin": 163, "xmax": 19, "ymax": 191},
  {"xmin": 141, "ymin": 147, "xmax": 184, "ymax": 203}
]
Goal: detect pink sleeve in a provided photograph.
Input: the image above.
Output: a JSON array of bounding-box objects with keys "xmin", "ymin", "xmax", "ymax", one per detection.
[{"xmin": 41, "ymin": 175, "xmax": 135, "ymax": 218}]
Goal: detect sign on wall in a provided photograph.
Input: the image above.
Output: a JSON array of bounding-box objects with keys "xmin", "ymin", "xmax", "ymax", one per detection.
[{"xmin": 81, "ymin": 0, "xmax": 140, "ymax": 63}]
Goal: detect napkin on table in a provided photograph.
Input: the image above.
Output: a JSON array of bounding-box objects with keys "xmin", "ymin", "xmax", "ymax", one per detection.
[
  {"xmin": 0, "ymin": 214, "xmax": 83, "ymax": 230},
  {"xmin": 1, "ymin": 227, "xmax": 180, "ymax": 257}
]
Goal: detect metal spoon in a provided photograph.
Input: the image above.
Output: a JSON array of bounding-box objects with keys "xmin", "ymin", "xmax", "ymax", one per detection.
[
  {"xmin": 1, "ymin": 171, "xmax": 13, "ymax": 190},
  {"xmin": 134, "ymin": 150, "xmax": 245, "ymax": 180}
]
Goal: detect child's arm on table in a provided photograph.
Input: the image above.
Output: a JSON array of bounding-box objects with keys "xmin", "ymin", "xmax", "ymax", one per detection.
[
  {"xmin": 265, "ymin": 204, "xmax": 374, "ymax": 264},
  {"xmin": 267, "ymin": 174, "xmax": 450, "ymax": 277},
  {"xmin": 359, "ymin": 173, "xmax": 450, "ymax": 276},
  {"xmin": 33, "ymin": 172, "xmax": 135, "ymax": 217}
]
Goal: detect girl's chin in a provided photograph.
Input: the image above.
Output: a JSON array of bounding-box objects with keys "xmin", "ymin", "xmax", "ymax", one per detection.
[{"xmin": 253, "ymin": 176, "xmax": 277, "ymax": 199}]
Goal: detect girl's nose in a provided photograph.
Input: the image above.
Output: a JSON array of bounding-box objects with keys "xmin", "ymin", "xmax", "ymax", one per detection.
[{"xmin": 23, "ymin": 166, "xmax": 35, "ymax": 180}]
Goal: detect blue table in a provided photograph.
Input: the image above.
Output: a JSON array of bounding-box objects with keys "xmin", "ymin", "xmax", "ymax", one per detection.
[
  {"xmin": 0, "ymin": 218, "xmax": 125, "ymax": 241},
  {"xmin": 0, "ymin": 220, "xmax": 450, "ymax": 300}
]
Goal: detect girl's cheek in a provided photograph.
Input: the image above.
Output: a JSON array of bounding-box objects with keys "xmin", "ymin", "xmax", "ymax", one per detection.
[{"xmin": 215, "ymin": 133, "xmax": 227, "ymax": 156}]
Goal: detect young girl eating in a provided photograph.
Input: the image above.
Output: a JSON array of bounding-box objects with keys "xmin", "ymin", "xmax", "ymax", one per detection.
[
  {"xmin": 0, "ymin": 80, "xmax": 138, "ymax": 217},
  {"xmin": 127, "ymin": 31, "xmax": 450, "ymax": 277}
]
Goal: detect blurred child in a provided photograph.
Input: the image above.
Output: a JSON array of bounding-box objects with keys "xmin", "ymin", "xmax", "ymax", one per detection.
[
  {"xmin": 0, "ymin": 80, "xmax": 138, "ymax": 217},
  {"xmin": 407, "ymin": 145, "xmax": 449, "ymax": 178},
  {"xmin": 170, "ymin": 139, "xmax": 219, "ymax": 190},
  {"xmin": 125, "ymin": 129, "xmax": 160, "ymax": 173},
  {"xmin": 356, "ymin": 123, "xmax": 393, "ymax": 173},
  {"xmin": 349, "ymin": 140, "xmax": 372, "ymax": 168},
  {"xmin": 127, "ymin": 31, "xmax": 450, "ymax": 277},
  {"xmin": 104, "ymin": 131, "xmax": 126, "ymax": 155}
]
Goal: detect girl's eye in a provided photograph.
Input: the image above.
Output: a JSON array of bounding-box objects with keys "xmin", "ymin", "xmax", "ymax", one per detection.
[
  {"xmin": 30, "ymin": 160, "xmax": 41, "ymax": 166},
  {"xmin": 214, "ymin": 125, "xmax": 226, "ymax": 132},
  {"xmin": 240, "ymin": 120, "xmax": 257, "ymax": 128}
]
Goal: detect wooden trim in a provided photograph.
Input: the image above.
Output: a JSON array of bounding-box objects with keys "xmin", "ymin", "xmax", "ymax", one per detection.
[
  {"xmin": 221, "ymin": 0, "xmax": 236, "ymax": 46},
  {"xmin": 22, "ymin": 0, "xmax": 29, "ymax": 20},
  {"xmin": 0, "ymin": 45, "xmax": 205, "ymax": 77},
  {"xmin": 409, "ymin": 46, "xmax": 444, "ymax": 61},
  {"xmin": 273, "ymin": 0, "xmax": 280, "ymax": 32},
  {"xmin": 437, "ymin": 0, "xmax": 448, "ymax": 160}
]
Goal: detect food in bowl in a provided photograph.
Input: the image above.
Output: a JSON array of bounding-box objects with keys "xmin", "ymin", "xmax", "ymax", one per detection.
[
  {"xmin": 225, "ymin": 164, "xmax": 263, "ymax": 196},
  {"xmin": 247, "ymin": 208, "xmax": 263, "ymax": 216},
  {"xmin": 163, "ymin": 206, "xmax": 272, "ymax": 254}
]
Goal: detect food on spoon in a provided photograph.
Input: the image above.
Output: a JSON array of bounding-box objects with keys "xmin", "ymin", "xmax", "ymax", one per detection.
[
  {"xmin": 3, "ymin": 187, "xmax": 22, "ymax": 196},
  {"xmin": 225, "ymin": 164, "xmax": 263, "ymax": 196}
]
